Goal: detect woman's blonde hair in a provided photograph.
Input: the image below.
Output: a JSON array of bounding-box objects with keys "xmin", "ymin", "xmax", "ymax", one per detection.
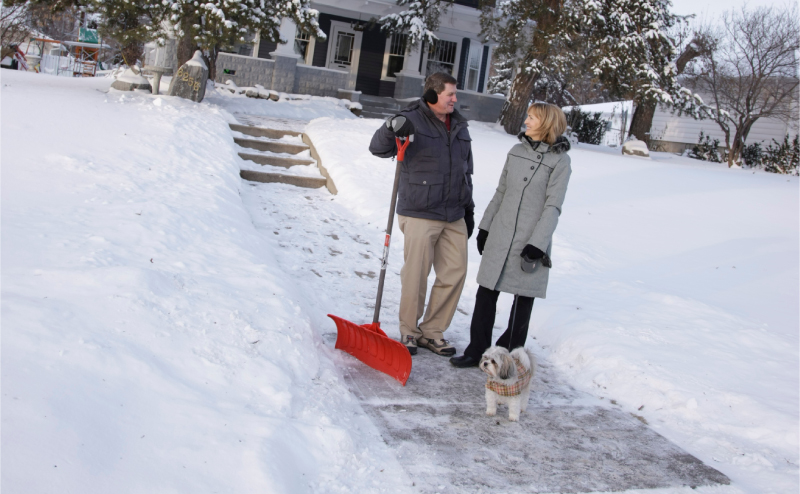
[{"xmin": 527, "ymin": 103, "xmax": 567, "ymax": 145}]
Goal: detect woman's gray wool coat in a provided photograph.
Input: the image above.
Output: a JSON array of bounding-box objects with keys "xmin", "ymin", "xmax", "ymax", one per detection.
[{"xmin": 476, "ymin": 135, "xmax": 572, "ymax": 298}]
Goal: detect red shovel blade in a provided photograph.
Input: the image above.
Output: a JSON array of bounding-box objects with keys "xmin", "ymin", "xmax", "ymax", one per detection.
[{"xmin": 328, "ymin": 314, "xmax": 412, "ymax": 386}]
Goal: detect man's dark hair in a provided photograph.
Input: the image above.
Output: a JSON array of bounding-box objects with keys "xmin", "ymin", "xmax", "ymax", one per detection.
[{"xmin": 424, "ymin": 72, "xmax": 458, "ymax": 94}]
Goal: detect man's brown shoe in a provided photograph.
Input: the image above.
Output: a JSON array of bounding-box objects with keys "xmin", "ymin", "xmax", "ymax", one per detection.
[{"xmin": 417, "ymin": 337, "xmax": 456, "ymax": 356}]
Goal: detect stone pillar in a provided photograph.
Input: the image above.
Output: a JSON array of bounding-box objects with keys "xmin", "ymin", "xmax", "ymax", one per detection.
[
  {"xmin": 269, "ymin": 17, "xmax": 300, "ymax": 93},
  {"xmin": 394, "ymin": 41, "xmax": 426, "ymax": 100}
]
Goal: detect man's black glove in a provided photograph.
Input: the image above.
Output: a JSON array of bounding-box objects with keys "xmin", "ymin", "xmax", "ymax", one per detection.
[
  {"xmin": 464, "ymin": 209, "xmax": 474, "ymax": 238},
  {"xmin": 476, "ymin": 229, "xmax": 488, "ymax": 255},
  {"xmin": 387, "ymin": 115, "xmax": 415, "ymax": 137},
  {"xmin": 521, "ymin": 244, "xmax": 545, "ymax": 260}
]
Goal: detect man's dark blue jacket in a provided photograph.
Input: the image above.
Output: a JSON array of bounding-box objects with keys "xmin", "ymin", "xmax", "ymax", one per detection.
[{"xmin": 369, "ymin": 98, "xmax": 475, "ymax": 222}]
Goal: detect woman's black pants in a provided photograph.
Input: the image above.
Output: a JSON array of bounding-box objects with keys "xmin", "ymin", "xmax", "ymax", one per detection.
[{"xmin": 463, "ymin": 286, "xmax": 535, "ymax": 359}]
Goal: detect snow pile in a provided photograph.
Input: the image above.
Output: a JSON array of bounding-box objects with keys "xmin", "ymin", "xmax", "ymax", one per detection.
[
  {"xmin": 306, "ymin": 116, "xmax": 799, "ymax": 493},
  {"xmin": 1, "ymin": 71, "xmax": 410, "ymax": 493}
]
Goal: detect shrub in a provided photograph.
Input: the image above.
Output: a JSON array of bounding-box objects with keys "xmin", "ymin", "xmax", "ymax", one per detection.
[
  {"xmin": 688, "ymin": 131, "xmax": 723, "ymax": 163},
  {"xmin": 741, "ymin": 142, "xmax": 763, "ymax": 168},
  {"xmin": 565, "ymin": 107, "xmax": 607, "ymax": 145},
  {"xmin": 762, "ymin": 134, "xmax": 800, "ymax": 175}
]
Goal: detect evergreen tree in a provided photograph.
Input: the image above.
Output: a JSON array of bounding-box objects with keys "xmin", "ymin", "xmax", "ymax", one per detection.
[
  {"xmin": 480, "ymin": 0, "xmax": 575, "ymax": 134},
  {"xmin": 161, "ymin": 0, "xmax": 324, "ymax": 77},
  {"xmin": 379, "ymin": 0, "xmax": 452, "ymax": 48}
]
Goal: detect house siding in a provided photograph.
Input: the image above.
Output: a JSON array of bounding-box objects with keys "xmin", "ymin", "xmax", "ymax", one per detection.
[
  {"xmin": 354, "ymin": 24, "xmax": 387, "ymax": 96},
  {"xmin": 651, "ymin": 104, "xmax": 794, "ymax": 148}
]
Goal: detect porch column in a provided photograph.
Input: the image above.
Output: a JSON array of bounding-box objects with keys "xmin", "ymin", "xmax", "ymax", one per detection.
[
  {"xmin": 270, "ymin": 18, "xmax": 300, "ymax": 59},
  {"xmin": 270, "ymin": 17, "xmax": 300, "ymax": 93},
  {"xmin": 394, "ymin": 41, "xmax": 426, "ymax": 99},
  {"xmin": 399, "ymin": 42, "xmax": 423, "ymax": 77}
]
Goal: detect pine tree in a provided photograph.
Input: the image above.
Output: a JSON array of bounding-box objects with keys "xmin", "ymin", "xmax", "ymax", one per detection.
[
  {"xmin": 480, "ymin": 0, "xmax": 576, "ymax": 134},
  {"xmin": 379, "ymin": 0, "xmax": 452, "ymax": 48},
  {"xmin": 162, "ymin": 0, "xmax": 325, "ymax": 78},
  {"xmin": 575, "ymin": 0, "xmax": 711, "ymax": 143}
]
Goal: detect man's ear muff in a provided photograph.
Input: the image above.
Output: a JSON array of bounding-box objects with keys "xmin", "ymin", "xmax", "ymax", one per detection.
[{"xmin": 423, "ymin": 88, "xmax": 438, "ymax": 104}]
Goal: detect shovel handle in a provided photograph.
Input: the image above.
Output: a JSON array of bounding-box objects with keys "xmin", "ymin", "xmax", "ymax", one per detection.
[{"xmin": 373, "ymin": 135, "xmax": 413, "ymax": 324}]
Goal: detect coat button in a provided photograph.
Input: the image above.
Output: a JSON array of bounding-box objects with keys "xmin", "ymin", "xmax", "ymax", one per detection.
[
  {"xmin": 530, "ymin": 165, "xmax": 534, "ymax": 170},
  {"xmin": 523, "ymin": 177, "xmax": 528, "ymax": 181},
  {"xmin": 423, "ymin": 181, "xmax": 427, "ymax": 184}
]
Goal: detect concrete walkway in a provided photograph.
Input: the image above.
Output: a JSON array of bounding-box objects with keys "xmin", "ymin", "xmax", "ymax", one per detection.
[
  {"xmin": 337, "ymin": 348, "xmax": 729, "ymax": 493},
  {"xmin": 237, "ymin": 114, "xmax": 730, "ymax": 494}
]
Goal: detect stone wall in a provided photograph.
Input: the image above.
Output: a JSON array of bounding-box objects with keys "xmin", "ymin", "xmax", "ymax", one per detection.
[
  {"xmin": 294, "ymin": 65, "xmax": 349, "ymax": 97},
  {"xmin": 215, "ymin": 53, "xmax": 352, "ymax": 98},
  {"xmin": 455, "ymin": 90, "xmax": 505, "ymax": 123},
  {"xmin": 214, "ymin": 53, "xmax": 275, "ymax": 88}
]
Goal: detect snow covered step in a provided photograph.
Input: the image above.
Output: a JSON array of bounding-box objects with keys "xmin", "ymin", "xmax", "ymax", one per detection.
[
  {"xmin": 229, "ymin": 123, "xmax": 301, "ymax": 140},
  {"xmin": 240, "ymin": 170, "xmax": 327, "ymax": 189},
  {"xmin": 238, "ymin": 152, "xmax": 315, "ymax": 168},
  {"xmin": 233, "ymin": 137, "xmax": 309, "ymax": 155}
]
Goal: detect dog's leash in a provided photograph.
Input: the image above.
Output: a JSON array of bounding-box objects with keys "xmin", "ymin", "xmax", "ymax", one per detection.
[{"xmin": 507, "ymin": 294, "xmax": 518, "ymax": 351}]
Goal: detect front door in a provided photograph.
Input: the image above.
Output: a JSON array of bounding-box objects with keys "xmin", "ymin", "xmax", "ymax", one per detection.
[{"xmin": 326, "ymin": 21, "xmax": 362, "ymax": 74}]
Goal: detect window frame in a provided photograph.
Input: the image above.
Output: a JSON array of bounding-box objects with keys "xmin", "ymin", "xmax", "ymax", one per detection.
[
  {"xmin": 381, "ymin": 32, "xmax": 408, "ymax": 81},
  {"xmin": 422, "ymin": 35, "xmax": 461, "ymax": 78}
]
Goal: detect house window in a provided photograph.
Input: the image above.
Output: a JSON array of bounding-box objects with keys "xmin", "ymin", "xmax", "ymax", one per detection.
[
  {"xmin": 387, "ymin": 33, "xmax": 407, "ymax": 78},
  {"xmin": 294, "ymin": 31, "xmax": 310, "ymax": 60},
  {"xmin": 333, "ymin": 31, "xmax": 355, "ymax": 66},
  {"xmin": 466, "ymin": 45, "xmax": 481, "ymax": 91},
  {"xmin": 426, "ymin": 39, "xmax": 457, "ymax": 76}
]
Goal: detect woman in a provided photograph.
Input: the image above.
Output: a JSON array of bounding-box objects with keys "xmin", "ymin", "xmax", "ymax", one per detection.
[{"xmin": 450, "ymin": 103, "xmax": 572, "ymax": 368}]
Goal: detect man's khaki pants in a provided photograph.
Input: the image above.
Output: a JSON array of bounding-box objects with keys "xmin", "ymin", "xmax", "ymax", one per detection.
[{"xmin": 397, "ymin": 215, "xmax": 468, "ymax": 342}]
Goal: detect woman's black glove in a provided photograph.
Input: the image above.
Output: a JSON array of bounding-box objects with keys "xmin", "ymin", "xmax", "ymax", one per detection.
[
  {"xmin": 387, "ymin": 115, "xmax": 415, "ymax": 137},
  {"xmin": 476, "ymin": 229, "xmax": 488, "ymax": 255},
  {"xmin": 520, "ymin": 244, "xmax": 545, "ymax": 260},
  {"xmin": 464, "ymin": 209, "xmax": 474, "ymax": 238}
]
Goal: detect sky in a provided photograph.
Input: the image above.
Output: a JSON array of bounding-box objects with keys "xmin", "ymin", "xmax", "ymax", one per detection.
[{"xmin": 669, "ymin": 0, "xmax": 795, "ymax": 19}]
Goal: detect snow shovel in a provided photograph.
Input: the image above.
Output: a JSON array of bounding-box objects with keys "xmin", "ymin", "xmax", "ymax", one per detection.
[{"xmin": 328, "ymin": 128, "xmax": 414, "ymax": 386}]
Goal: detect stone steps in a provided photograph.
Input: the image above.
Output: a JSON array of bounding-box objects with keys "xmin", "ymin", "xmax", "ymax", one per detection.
[
  {"xmin": 230, "ymin": 123, "xmax": 302, "ymax": 139},
  {"xmin": 234, "ymin": 137, "xmax": 309, "ymax": 155},
  {"xmin": 237, "ymin": 152, "xmax": 315, "ymax": 168},
  {"xmin": 231, "ymin": 122, "xmax": 335, "ymax": 192},
  {"xmin": 240, "ymin": 170, "xmax": 327, "ymax": 189}
]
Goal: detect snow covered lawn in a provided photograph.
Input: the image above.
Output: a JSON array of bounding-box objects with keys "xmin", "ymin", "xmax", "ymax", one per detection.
[
  {"xmin": 2, "ymin": 70, "xmax": 797, "ymax": 493},
  {"xmin": 2, "ymin": 71, "xmax": 409, "ymax": 493}
]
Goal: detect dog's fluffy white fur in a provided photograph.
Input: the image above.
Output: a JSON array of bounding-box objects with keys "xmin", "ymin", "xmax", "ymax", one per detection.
[{"xmin": 480, "ymin": 346, "xmax": 536, "ymax": 421}]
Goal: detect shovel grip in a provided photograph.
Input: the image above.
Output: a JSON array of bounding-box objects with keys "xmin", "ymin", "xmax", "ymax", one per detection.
[{"xmin": 395, "ymin": 136, "xmax": 412, "ymax": 162}]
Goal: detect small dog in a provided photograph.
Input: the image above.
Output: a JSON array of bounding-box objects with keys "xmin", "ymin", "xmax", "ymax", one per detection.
[{"xmin": 480, "ymin": 346, "xmax": 536, "ymax": 421}]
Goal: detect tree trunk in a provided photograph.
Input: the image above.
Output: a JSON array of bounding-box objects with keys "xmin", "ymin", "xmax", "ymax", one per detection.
[
  {"xmin": 627, "ymin": 41, "xmax": 704, "ymax": 148},
  {"xmin": 204, "ymin": 45, "xmax": 218, "ymax": 81},
  {"xmin": 176, "ymin": 17, "xmax": 198, "ymax": 68},
  {"xmin": 121, "ymin": 42, "xmax": 143, "ymax": 68},
  {"xmin": 499, "ymin": 69, "xmax": 537, "ymax": 135},
  {"xmin": 628, "ymin": 100, "xmax": 657, "ymax": 145}
]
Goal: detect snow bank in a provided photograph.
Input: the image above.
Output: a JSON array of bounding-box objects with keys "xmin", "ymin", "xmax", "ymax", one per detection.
[{"xmin": 1, "ymin": 71, "xmax": 410, "ymax": 493}]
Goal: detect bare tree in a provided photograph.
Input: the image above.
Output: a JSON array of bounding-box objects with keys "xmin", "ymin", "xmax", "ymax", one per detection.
[
  {"xmin": 1, "ymin": 2, "xmax": 30, "ymax": 54},
  {"xmin": 684, "ymin": 4, "xmax": 799, "ymax": 166}
]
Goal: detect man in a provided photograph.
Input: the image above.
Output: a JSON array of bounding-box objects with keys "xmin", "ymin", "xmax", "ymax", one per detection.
[{"xmin": 369, "ymin": 72, "xmax": 475, "ymax": 356}]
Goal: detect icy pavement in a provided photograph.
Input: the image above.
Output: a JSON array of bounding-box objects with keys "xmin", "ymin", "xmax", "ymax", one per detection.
[{"xmin": 238, "ymin": 176, "xmax": 730, "ymax": 494}]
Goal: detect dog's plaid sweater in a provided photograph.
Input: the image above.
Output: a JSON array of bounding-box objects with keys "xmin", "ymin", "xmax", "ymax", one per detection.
[{"xmin": 486, "ymin": 358, "xmax": 532, "ymax": 397}]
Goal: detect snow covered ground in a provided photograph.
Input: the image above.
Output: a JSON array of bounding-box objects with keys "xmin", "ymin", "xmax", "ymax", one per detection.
[{"xmin": 2, "ymin": 70, "xmax": 797, "ymax": 493}]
